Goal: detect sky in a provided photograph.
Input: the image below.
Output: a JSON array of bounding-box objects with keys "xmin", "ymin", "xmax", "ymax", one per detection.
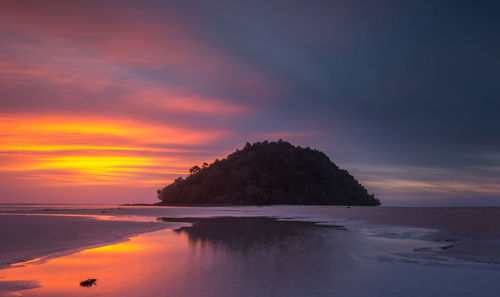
[{"xmin": 0, "ymin": 0, "xmax": 499, "ymax": 205}]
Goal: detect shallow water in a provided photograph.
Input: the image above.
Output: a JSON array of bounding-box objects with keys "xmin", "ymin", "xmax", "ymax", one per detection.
[
  {"xmin": 1, "ymin": 217, "xmax": 500, "ymax": 297},
  {"xmin": 0, "ymin": 204, "xmax": 122, "ymax": 212}
]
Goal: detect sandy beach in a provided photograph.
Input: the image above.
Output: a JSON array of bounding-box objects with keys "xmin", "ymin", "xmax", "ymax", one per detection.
[{"xmin": 0, "ymin": 214, "xmax": 167, "ymax": 269}]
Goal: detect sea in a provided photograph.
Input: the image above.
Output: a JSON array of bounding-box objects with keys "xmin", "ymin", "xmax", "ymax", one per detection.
[{"xmin": 1, "ymin": 204, "xmax": 500, "ymax": 297}]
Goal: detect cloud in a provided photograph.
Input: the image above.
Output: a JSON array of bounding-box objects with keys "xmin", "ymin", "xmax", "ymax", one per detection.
[
  {"xmin": 0, "ymin": 1, "xmax": 286, "ymax": 202},
  {"xmin": 1, "ymin": 0, "xmax": 498, "ymax": 204},
  {"xmin": 0, "ymin": 114, "xmax": 231, "ymax": 188}
]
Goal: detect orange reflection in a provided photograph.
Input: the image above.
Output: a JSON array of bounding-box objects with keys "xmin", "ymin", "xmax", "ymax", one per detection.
[{"xmin": 0, "ymin": 228, "xmax": 194, "ymax": 297}]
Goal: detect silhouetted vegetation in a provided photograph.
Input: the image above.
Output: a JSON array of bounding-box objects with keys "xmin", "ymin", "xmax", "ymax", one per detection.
[{"xmin": 157, "ymin": 140, "xmax": 380, "ymax": 206}]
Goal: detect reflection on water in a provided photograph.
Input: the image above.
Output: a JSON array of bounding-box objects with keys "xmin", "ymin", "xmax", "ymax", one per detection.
[
  {"xmin": 1, "ymin": 217, "xmax": 500, "ymax": 297},
  {"xmin": 161, "ymin": 217, "xmax": 342, "ymax": 251},
  {"xmin": 0, "ymin": 228, "xmax": 190, "ymax": 296},
  {"xmin": 0, "ymin": 218, "xmax": 357, "ymax": 297}
]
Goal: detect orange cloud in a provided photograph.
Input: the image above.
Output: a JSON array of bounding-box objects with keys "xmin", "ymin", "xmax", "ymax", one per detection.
[
  {"xmin": 0, "ymin": 0, "xmax": 280, "ymax": 105},
  {"xmin": 0, "ymin": 1, "xmax": 195, "ymax": 69},
  {"xmin": 0, "ymin": 114, "xmax": 229, "ymax": 186},
  {"xmin": 0, "ymin": 114, "xmax": 229, "ymax": 147},
  {"xmin": 162, "ymin": 97, "xmax": 246, "ymax": 114},
  {"xmin": 0, "ymin": 1, "xmax": 283, "ymax": 202},
  {"xmin": 130, "ymin": 89, "xmax": 247, "ymax": 115}
]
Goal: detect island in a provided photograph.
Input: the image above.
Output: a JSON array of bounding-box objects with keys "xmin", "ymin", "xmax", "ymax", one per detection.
[{"xmin": 156, "ymin": 140, "xmax": 380, "ymax": 206}]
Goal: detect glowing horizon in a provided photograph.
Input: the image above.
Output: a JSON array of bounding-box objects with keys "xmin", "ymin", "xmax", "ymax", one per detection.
[
  {"xmin": 1, "ymin": 0, "xmax": 499, "ymax": 205},
  {"xmin": 0, "ymin": 114, "xmax": 231, "ymax": 187}
]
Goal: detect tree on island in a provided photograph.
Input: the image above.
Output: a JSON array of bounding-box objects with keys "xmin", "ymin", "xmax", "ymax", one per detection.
[
  {"xmin": 157, "ymin": 140, "xmax": 380, "ymax": 206},
  {"xmin": 189, "ymin": 165, "xmax": 201, "ymax": 175}
]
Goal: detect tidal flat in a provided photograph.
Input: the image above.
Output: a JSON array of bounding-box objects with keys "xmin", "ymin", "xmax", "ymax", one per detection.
[{"xmin": 1, "ymin": 205, "xmax": 500, "ymax": 297}]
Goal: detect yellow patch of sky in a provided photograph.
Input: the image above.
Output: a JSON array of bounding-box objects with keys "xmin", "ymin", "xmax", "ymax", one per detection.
[{"xmin": 0, "ymin": 114, "xmax": 224, "ymax": 186}]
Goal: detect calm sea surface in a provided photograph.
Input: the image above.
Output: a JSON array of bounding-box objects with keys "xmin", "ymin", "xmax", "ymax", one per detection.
[{"xmin": 1, "ymin": 205, "xmax": 500, "ymax": 297}]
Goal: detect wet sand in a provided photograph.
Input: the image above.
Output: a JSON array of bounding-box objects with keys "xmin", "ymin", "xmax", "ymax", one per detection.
[
  {"xmin": 0, "ymin": 214, "xmax": 167, "ymax": 269},
  {"xmin": 1, "ymin": 213, "xmax": 500, "ymax": 297},
  {"xmin": 4, "ymin": 205, "xmax": 499, "ymax": 239},
  {"xmin": 2, "ymin": 206, "xmax": 500, "ymax": 269},
  {"xmin": 1, "ymin": 206, "xmax": 500, "ymax": 296}
]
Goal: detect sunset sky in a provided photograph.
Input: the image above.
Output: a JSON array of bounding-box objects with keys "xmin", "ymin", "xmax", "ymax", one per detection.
[{"xmin": 1, "ymin": 0, "xmax": 499, "ymax": 205}]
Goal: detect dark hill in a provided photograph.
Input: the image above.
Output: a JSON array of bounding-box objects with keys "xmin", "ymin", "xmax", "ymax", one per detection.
[{"xmin": 156, "ymin": 140, "xmax": 380, "ymax": 206}]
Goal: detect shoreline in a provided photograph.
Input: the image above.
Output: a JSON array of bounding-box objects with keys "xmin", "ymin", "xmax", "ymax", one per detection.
[
  {"xmin": 0, "ymin": 214, "xmax": 170, "ymax": 270},
  {"xmin": 2, "ymin": 206, "xmax": 500, "ymax": 271},
  {"xmin": 13, "ymin": 205, "xmax": 497, "ymax": 239}
]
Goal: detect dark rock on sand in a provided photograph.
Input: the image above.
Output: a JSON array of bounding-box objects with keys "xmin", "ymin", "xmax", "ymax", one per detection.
[{"xmin": 80, "ymin": 279, "xmax": 97, "ymax": 287}]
